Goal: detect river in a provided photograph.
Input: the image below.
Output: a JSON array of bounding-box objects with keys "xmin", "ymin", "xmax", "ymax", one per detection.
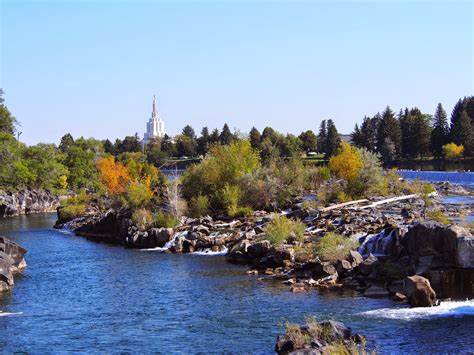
[{"xmin": 1, "ymin": 173, "xmax": 474, "ymax": 353}]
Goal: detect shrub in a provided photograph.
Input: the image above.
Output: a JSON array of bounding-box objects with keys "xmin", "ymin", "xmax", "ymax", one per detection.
[
  {"xmin": 426, "ymin": 209, "xmax": 449, "ymax": 224},
  {"xmin": 187, "ymin": 194, "xmax": 210, "ymax": 218},
  {"xmin": 329, "ymin": 142, "xmax": 363, "ymax": 182},
  {"xmin": 284, "ymin": 322, "xmax": 306, "ymax": 349},
  {"xmin": 131, "ymin": 208, "xmax": 153, "ymax": 230},
  {"xmin": 153, "ymin": 211, "xmax": 179, "ymax": 228},
  {"xmin": 302, "ymin": 200, "xmax": 318, "ymax": 211},
  {"xmin": 348, "ymin": 148, "xmax": 384, "ymax": 197},
  {"xmin": 315, "ymin": 232, "xmax": 358, "ymax": 262},
  {"xmin": 58, "ymin": 203, "xmax": 86, "ymax": 220},
  {"xmin": 221, "ymin": 184, "xmax": 242, "ymax": 217},
  {"xmin": 125, "ymin": 178, "xmax": 153, "ymax": 209},
  {"xmin": 230, "ymin": 206, "xmax": 254, "ymax": 218},
  {"xmin": 264, "ymin": 214, "xmax": 305, "ymax": 246},
  {"xmin": 181, "ymin": 140, "xmax": 260, "ymax": 212},
  {"xmin": 294, "ymin": 244, "xmax": 315, "ymax": 262},
  {"xmin": 442, "ymin": 143, "xmax": 464, "ymax": 160}
]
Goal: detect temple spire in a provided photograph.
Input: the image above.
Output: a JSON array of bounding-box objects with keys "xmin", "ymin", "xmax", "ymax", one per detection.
[{"xmin": 152, "ymin": 95, "xmax": 157, "ymax": 115}]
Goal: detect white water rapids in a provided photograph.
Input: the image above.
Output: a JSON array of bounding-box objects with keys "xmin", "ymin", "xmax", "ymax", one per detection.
[{"xmin": 361, "ymin": 299, "xmax": 474, "ymax": 320}]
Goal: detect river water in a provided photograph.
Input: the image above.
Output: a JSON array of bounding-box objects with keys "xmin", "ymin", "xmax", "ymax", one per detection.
[{"xmin": 1, "ymin": 173, "xmax": 474, "ymax": 353}]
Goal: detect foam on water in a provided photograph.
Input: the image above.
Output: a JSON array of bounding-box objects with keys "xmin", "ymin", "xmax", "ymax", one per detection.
[
  {"xmin": 0, "ymin": 312, "xmax": 23, "ymax": 317},
  {"xmin": 192, "ymin": 247, "xmax": 228, "ymax": 256},
  {"xmin": 361, "ymin": 300, "xmax": 474, "ymax": 320}
]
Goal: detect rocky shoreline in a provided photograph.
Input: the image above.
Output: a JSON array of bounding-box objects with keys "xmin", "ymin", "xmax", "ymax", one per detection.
[
  {"xmin": 0, "ymin": 236, "xmax": 27, "ymax": 293},
  {"xmin": 55, "ymin": 181, "xmax": 474, "ymax": 307},
  {"xmin": 0, "ymin": 189, "xmax": 60, "ymax": 218}
]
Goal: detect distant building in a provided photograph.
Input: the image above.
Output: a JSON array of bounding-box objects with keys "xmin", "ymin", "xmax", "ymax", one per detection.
[
  {"xmin": 339, "ymin": 134, "xmax": 352, "ymax": 143},
  {"xmin": 143, "ymin": 95, "xmax": 165, "ymax": 143}
]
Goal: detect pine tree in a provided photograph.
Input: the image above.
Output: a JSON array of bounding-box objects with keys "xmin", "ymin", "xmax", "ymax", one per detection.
[
  {"xmin": 182, "ymin": 125, "xmax": 196, "ymax": 140},
  {"xmin": 324, "ymin": 119, "xmax": 340, "ymax": 159},
  {"xmin": 197, "ymin": 127, "xmax": 210, "ymax": 155},
  {"xmin": 210, "ymin": 128, "xmax": 220, "ymax": 143},
  {"xmin": 455, "ymin": 110, "xmax": 473, "ymax": 155},
  {"xmin": 0, "ymin": 89, "xmax": 18, "ymax": 136},
  {"xmin": 377, "ymin": 106, "xmax": 401, "ymax": 162},
  {"xmin": 317, "ymin": 120, "xmax": 327, "ymax": 153},
  {"xmin": 59, "ymin": 133, "xmax": 75, "ymax": 153},
  {"xmin": 219, "ymin": 123, "xmax": 234, "ymax": 145},
  {"xmin": 430, "ymin": 103, "xmax": 449, "ymax": 158},
  {"xmin": 249, "ymin": 127, "xmax": 261, "ymax": 150}
]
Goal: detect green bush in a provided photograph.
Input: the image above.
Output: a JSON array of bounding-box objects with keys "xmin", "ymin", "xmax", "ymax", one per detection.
[
  {"xmin": 125, "ymin": 179, "xmax": 153, "ymax": 209},
  {"xmin": 426, "ymin": 209, "xmax": 449, "ymax": 224},
  {"xmin": 187, "ymin": 194, "xmax": 210, "ymax": 218},
  {"xmin": 264, "ymin": 214, "xmax": 305, "ymax": 246},
  {"xmin": 153, "ymin": 211, "xmax": 179, "ymax": 228},
  {"xmin": 221, "ymin": 184, "xmax": 242, "ymax": 217},
  {"xmin": 230, "ymin": 206, "xmax": 254, "ymax": 218},
  {"xmin": 132, "ymin": 208, "xmax": 153, "ymax": 230},
  {"xmin": 58, "ymin": 203, "xmax": 86, "ymax": 220},
  {"xmin": 315, "ymin": 232, "xmax": 358, "ymax": 262}
]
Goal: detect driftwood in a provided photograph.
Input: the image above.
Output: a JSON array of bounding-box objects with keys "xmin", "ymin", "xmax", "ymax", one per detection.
[
  {"xmin": 319, "ymin": 199, "xmax": 369, "ymax": 212},
  {"xmin": 355, "ymin": 194, "xmax": 419, "ymax": 209}
]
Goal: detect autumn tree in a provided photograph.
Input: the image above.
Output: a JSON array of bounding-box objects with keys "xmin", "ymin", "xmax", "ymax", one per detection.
[
  {"xmin": 96, "ymin": 156, "xmax": 131, "ymax": 195},
  {"xmin": 329, "ymin": 141, "xmax": 362, "ymax": 182}
]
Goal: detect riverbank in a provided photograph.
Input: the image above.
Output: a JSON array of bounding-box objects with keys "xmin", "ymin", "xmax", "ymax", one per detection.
[
  {"xmin": 0, "ymin": 212, "xmax": 473, "ymax": 353},
  {"xmin": 55, "ymin": 181, "xmax": 474, "ymax": 304},
  {"xmin": 0, "ymin": 189, "xmax": 60, "ymax": 218}
]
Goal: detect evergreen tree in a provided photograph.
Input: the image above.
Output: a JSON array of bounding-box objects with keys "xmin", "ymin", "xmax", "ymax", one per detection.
[
  {"xmin": 161, "ymin": 134, "xmax": 177, "ymax": 157},
  {"xmin": 351, "ymin": 123, "xmax": 363, "ymax": 148},
  {"xmin": 454, "ymin": 110, "xmax": 473, "ymax": 155},
  {"xmin": 377, "ymin": 106, "xmax": 401, "ymax": 162},
  {"xmin": 324, "ymin": 119, "xmax": 340, "ymax": 159},
  {"xmin": 400, "ymin": 108, "xmax": 431, "ymax": 158},
  {"xmin": 182, "ymin": 125, "xmax": 196, "ymax": 140},
  {"xmin": 219, "ymin": 123, "xmax": 234, "ymax": 145},
  {"xmin": 298, "ymin": 130, "xmax": 317, "ymax": 153},
  {"xmin": 430, "ymin": 103, "xmax": 449, "ymax": 158},
  {"xmin": 210, "ymin": 128, "xmax": 220, "ymax": 143},
  {"xmin": 59, "ymin": 133, "xmax": 75, "ymax": 153},
  {"xmin": 249, "ymin": 127, "xmax": 261, "ymax": 150},
  {"xmin": 317, "ymin": 120, "xmax": 327, "ymax": 153},
  {"xmin": 197, "ymin": 127, "xmax": 210, "ymax": 155}
]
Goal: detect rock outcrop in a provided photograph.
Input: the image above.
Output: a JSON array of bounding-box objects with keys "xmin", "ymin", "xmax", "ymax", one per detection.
[
  {"xmin": 275, "ymin": 319, "xmax": 365, "ymax": 354},
  {"xmin": 0, "ymin": 236, "xmax": 27, "ymax": 293},
  {"xmin": 0, "ymin": 189, "xmax": 60, "ymax": 218}
]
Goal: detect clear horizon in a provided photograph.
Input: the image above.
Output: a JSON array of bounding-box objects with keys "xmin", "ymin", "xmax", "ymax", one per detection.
[{"xmin": 1, "ymin": 0, "xmax": 472, "ymax": 145}]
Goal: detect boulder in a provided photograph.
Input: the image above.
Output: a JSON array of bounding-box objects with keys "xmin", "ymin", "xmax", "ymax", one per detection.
[
  {"xmin": 0, "ymin": 189, "xmax": 60, "ymax": 217},
  {"xmin": 403, "ymin": 275, "xmax": 437, "ymax": 307},
  {"xmin": 247, "ymin": 240, "xmax": 272, "ymax": 259},
  {"xmin": 149, "ymin": 228, "xmax": 173, "ymax": 247},
  {"xmin": 359, "ymin": 254, "xmax": 379, "ymax": 276},
  {"xmin": 260, "ymin": 247, "xmax": 295, "ymax": 268},
  {"xmin": 348, "ymin": 250, "xmax": 364, "ymax": 267}
]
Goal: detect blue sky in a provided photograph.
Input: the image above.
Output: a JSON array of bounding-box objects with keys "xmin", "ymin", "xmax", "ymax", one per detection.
[{"xmin": 1, "ymin": 0, "xmax": 472, "ymax": 145}]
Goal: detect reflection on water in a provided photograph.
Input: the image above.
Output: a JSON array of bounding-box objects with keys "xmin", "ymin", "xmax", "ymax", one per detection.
[{"xmin": 0, "ymin": 213, "xmax": 473, "ymax": 352}]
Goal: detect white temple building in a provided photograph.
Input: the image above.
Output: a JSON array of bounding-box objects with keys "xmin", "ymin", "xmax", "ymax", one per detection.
[{"xmin": 143, "ymin": 95, "xmax": 165, "ymax": 143}]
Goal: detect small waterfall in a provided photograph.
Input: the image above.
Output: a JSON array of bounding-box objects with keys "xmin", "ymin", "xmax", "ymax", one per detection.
[
  {"xmin": 141, "ymin": 231, "xmax": 188, "ymax": 252},
  {"xmin": 192, "ymin": 247, "xmax": 228, "ymax": 256},
  {"xmin": 358, "ymin": 229, "xmax": 399, "ymax": 257}
]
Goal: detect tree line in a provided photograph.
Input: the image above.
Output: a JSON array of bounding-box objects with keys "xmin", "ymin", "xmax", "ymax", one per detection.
[{"xmin": 351, "ymin": 97, "xmax": 474, "ymax": 162}]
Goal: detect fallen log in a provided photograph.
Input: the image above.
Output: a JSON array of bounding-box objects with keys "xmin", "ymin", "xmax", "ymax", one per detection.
[
  {"xmin": 319, "ymin": 199, "xmax": 369, "ymax": 212},
  {"xmin": 355, "ymin": 194, "xmax": 419, "ymax": 209}
]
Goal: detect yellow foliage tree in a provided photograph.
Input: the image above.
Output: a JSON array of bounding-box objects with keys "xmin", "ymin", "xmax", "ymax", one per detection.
[
  {"xmin": 329, "ymin": 142, "xmax": 363, "ymax": 182},
  {"xmin": 96, "ymin": 156, "xmax": 131, "ymax": 195},
  {"xmin": 442, "ymin": 143, "xmax": 464, "ymax": 160}
]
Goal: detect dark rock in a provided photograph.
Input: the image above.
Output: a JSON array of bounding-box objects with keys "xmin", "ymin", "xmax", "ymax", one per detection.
[
  {"xmin": 392, "ymin": 292, "xmax": 407, "ymax": 302},
  {"xmin": 247, "ymin": 240, "xmax": 272, "ymax": 259},
  {"xmin": 149, "ymin": 228, "xmax": 174, "ymax": 247},
  {"xmin": 0, "ymin": 189, "xmax": 60, "ymax": 218},
  {"xmin": 402, "ymin": 222, "xmax": 474, "ymax": 269},
  {"xmin": 403, "ymin": 275, "xmax": 437, "ymax": 307},
  {"xmin": 359, "ymin": 254, "xmax": 379, "ymax": 276},
  {"xmin": 348, "ymin": 250, "xmax": 363, "ymax": 267}
]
